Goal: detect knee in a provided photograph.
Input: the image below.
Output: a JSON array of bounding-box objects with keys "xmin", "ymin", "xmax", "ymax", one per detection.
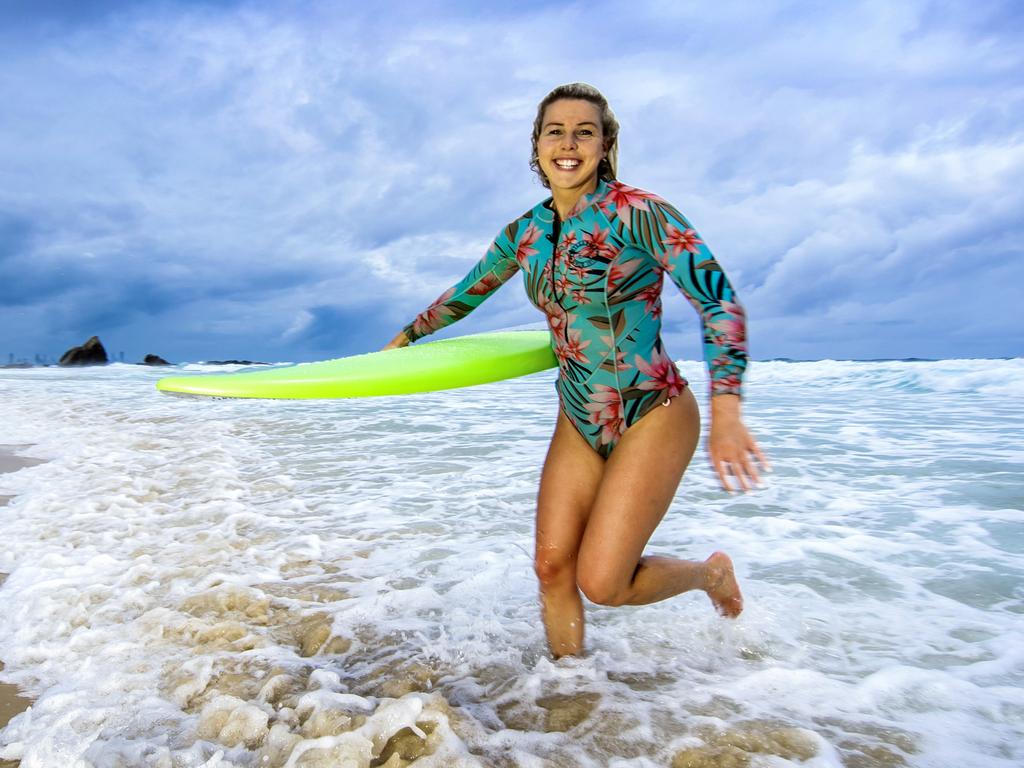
[
  {"xmin": 576, "ymin": 568, "xmax": 628, "ymax": 607},
  {"xmin": 534, "ymin": 550, "xmax": 576, "ymax": 590}
]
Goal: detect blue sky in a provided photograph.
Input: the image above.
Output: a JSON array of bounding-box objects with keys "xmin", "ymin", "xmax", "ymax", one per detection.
[{"xmin": 1, "ymin": 0, "xmax": 1022, "ymax": 363}]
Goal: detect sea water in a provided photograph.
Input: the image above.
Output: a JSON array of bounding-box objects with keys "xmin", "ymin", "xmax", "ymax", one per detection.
[{"xmin": 0, "ymin": 358, "xmax": 1021, "ymax": 767}]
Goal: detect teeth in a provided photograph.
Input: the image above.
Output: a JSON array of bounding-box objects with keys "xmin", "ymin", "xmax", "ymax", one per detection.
[{"xmin": 555, "ymin": 160, "xmax": 580, "ymax": 169}]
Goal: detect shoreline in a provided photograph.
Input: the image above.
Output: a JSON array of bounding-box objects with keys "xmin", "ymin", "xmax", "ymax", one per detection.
[
  {"xmin": 3, "ymin": 356, "xmax": 1024, "ymax": 370},
  {"xmin": 0, "ymin": 446, "xmax": 42, "ymax": 754}
]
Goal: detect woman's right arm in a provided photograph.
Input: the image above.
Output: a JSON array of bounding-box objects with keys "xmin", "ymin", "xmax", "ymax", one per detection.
[{"xmin": 384, "ymin": 221, "xmax": 522, "ymax": 350}]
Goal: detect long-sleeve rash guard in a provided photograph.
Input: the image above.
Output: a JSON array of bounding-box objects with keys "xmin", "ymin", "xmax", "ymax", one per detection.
[{"xmin": 402, "ymin": 178, "xmax": 748, "ymax": 456}]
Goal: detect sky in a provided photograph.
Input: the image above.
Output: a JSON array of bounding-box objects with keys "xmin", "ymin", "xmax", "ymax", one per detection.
[{"xmin": 1, "ymin": 0, "xmax": 1022, "ymax": 364}]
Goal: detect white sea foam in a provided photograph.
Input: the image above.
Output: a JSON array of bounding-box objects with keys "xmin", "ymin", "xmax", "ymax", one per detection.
[{"xmin": 0, "ymin": 358, "xmax": 1021, "ymax": 766}]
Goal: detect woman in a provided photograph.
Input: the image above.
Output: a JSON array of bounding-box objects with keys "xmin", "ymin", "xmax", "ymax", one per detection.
[{"xmin": 385, "ymin": 83, "xmax": 766, "ymax": 658}]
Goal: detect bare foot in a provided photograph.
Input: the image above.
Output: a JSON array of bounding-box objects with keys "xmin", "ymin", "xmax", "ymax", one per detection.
[{"xmin": 704, "ymin": 551, "xmax": 743, "ymax": 618}]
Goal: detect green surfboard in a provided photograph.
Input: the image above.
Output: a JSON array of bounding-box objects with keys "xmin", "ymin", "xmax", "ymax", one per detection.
[{"xmin": 155, "ymin": 331, "xmax": 557, "ymax": 399}]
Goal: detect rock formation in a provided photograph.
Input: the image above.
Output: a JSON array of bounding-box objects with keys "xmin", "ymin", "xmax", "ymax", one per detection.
[
  {"xmin": 58, "ymin": 336, "xmax": 109, "ymax": 366},
  {"xmin": 142, "ymin": 354, "xmax": 171, "ymax": 366}
]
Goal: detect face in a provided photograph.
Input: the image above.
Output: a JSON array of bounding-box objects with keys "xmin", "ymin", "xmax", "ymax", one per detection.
[{"xmin": 537, "ymin": 99, "xmax": 606, "ymax": 197}]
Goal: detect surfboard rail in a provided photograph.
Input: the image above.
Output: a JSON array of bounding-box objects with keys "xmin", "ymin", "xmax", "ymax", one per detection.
[{"xmin": 155, "ymin": 330, "xmax": 557, "ymax": 399}]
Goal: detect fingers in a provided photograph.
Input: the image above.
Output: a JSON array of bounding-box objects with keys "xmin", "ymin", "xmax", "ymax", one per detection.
[
  {"xmin": 713, "ymin": 447, "xmax": 765, "ymax": 493},
  {"xmin": 714, "ymin": 459, "xmax": 735, "ymax": 494},
  {"xmin": 751, "ymin": 437, "xmax": 772, "ymax": 473},
  {"xmin": 742, "ymin": 454, "xmax": 761, "ymax": 488},
  {"xmin": 709, "ymin": 425, "xmax": 771, "ymax": 494},
  {"xmin": 731, "ymin": 460, "xmax": 752, "ymax": 492}
]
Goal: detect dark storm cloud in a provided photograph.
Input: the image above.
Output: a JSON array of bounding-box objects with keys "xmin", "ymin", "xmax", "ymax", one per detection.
[{"xmin": 0, "ymin": 0, "xmax": 1021, "ymax": 363}]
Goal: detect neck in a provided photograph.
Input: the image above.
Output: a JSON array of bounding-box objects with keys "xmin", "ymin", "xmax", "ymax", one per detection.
[{"xmin": 550, "ymin": 176, "xmax": 599, "ymax": 219}]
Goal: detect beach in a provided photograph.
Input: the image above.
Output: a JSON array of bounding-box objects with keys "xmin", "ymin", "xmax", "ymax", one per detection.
[
  {"xmin": 0, "ymin": 662, "xmax": 23, "ymax": 768},
  {"xmin": 0, "ymin": 359, "xmax": 1022, "ymax": 766},
  {"xmin": 1, "ymin": 447, "xmax": 43, "ymax": 768},
  {"xmin": 0, "ymin": 649, "xmax": 27, "ymax": 768}
]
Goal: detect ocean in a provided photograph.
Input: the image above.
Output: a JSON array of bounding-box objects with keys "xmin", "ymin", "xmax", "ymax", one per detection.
[{"xmin": 0, "ymin": 358, "xmax": 1021, "ymax": 767}]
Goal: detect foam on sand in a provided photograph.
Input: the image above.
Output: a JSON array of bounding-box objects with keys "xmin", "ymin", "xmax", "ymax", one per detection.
[{"xmin": 0, "ymin": 446, "xmax": 45, "ymax": 768}]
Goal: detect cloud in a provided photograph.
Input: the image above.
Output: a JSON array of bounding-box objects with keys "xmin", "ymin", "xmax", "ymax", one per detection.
[{"xmin": 0, "ymin": 0, "xmax": 1021, "ymax": 363}]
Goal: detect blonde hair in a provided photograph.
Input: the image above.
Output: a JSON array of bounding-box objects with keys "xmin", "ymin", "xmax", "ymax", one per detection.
[{"xmin": 529, "ymin": 82, "xmax": 619, "ymax": 189}]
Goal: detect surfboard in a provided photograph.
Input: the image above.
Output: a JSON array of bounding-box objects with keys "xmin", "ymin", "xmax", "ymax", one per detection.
[{"xmin": 155, "ymin": 331, "xmax": 557, "ymax": 399}]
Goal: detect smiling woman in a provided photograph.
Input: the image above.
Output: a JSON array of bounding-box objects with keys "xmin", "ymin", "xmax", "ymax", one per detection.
[
  {"xmin": 529, "ymin": 82, "xmax": 619, "ymax": 194},
  {"xmin": 384, "ymin": 82, "xmax": 766, "ymax": 659}
]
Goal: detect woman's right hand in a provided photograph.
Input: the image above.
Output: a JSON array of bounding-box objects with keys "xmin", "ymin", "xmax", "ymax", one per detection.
[{"xmin": 382, "ymin": 331, "xmax": 411, "ymax": 351}]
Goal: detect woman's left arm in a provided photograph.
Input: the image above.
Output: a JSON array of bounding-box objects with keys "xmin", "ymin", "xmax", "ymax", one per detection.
[
  {"xmin": 709, "ymin": 393, "xmax": 769, "ymax": 493},
  {"xmin": 626, "ymin": 192, "xmax": 768, "ymax": 491}
]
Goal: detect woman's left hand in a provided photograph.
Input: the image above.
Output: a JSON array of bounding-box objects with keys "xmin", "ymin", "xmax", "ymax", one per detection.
[{"xmin": 708, "ymin": 394, "xmax": 769, "ymax": 493}]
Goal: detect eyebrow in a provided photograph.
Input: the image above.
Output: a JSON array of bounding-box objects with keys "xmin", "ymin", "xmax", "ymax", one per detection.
[{"xmin": 542, "ymin": 121, "xmax": 599, "ymax": 129}]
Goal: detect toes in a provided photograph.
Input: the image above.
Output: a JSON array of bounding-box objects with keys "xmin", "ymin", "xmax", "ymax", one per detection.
[{"xmin": 704, "ymin": 552, "xmax": 743, "ymax": 618}]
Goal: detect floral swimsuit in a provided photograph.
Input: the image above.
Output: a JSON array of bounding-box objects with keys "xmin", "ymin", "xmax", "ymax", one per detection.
[{"xmin": 403, "ymin": 179, "xmax": 748, "ymax": 457}]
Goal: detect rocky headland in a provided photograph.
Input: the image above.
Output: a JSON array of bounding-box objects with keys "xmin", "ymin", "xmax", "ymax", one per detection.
[{"xmin": 2, "ymin": 337, "xmax": 265, "ymax": 369}]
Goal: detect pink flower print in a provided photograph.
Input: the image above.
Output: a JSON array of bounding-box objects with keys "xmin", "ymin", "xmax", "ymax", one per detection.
[
  {"xmin": 466, "ymin": 272, "xmax": 502, "ymax": 296},
  {"xmin": 594, "ymin": 338, "xmax": 630, "ymax": 371},
  {"xmin": 662, "ymin": 224, "xmax": 703, "ymax": 258},
  {"xmin": 605, "ymin": 347, "xmax": 630, "ymax": 371},
  {"xmin": 584, "ymin": 385, "xmax": 625, "ymax": 446},
  {"xmin": 601, "ymin": 182, "xmax": 656, "ymax": 216},
  {"xmin": 571, "ymin": 288, "xmax": 590, "ymax": 305},
  {"xmin": 708, "ymin": 300, "xmax": 747, "ymax": 352},
  {"xmin": 638, "ymin": 284, "xmax": 662, "ymax": 317},
  {"xmin": 566, "ymin": 191, "xmax": 597, "ymax": 219},
  {"xmin": 635, "ymin": 347, "xmax": 686, "ymax": 398},
  {"xmin": 558, "ymin": 231, "xmax": 577, "ymax": 253},
  {"xmin": 412, "ymin": 286, "xmax": 456, "ymax": 337},
  {"xmin": 553, "ymin": 273, "xmax": 572, "ymax": 296},
  {"xmin": 537, "ymin": 291, "xmax": 567, "ymax": 334},
  {"xmin": 516, "ymin": 223, "xmax": 542, "ymax": 265},
  {"xmin": 711, "ymin": 354, "xmax": 733, "ymax": 369},
  {"xmin": 554, "ymin": 329, "xmax": 591, "ymax": 367},
  {"xmin": 581, "ymin": 226, "xmax": 611, "ymax": 258},
  {"xmin": 605, "ymin": 259, "xmax": 637, "ymax": 294},
  {"xmin": 712, "ymin": 373, "xmax": 742, "ymax": 394}
]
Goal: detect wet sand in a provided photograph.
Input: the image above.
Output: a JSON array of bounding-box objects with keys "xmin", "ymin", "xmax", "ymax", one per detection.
[
  {"xmin": 0, "ymin": 447, "xmax": 43, "ymax": 476},
  {"xmin": 1, "ymin": 446, "xmax": 40, "ymax": 757},
  {"xmin": 0, "ymin": 659, "xmax": 28, "ymax": 733},
  {"xmin": 0, "ymin": 584, "xmax": 30, "ymax": 761}
]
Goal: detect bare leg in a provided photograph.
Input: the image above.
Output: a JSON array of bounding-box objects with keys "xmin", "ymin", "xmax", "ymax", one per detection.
[
  {"xmin": 575, "ymin": 389, "xmax": 744, "ymax": 615},
  {"xmin": 626, "ymin": 551, "xmax": 743, "ymax": 616},
  {"xmin": 534, "ymin": 410, "xmax": 604, "ymax": 657}
]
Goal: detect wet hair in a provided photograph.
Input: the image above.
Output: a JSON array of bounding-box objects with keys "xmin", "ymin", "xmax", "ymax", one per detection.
[{"xmin": 530, "ymin": 82, "xmax": 619, "ymax": 189}]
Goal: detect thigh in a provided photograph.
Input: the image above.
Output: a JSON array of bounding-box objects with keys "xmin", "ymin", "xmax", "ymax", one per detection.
[
  {"xmin": 535, "ymin": 409, "xmax": 605, "ymax": 569},
  {"xmin": 577, "ymin": 389, "xmax": 701, "ymax": 586}
]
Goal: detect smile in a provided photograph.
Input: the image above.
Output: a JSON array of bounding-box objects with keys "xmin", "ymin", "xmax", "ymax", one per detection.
[{"xmin": 554, "ymin": 159, "xmax": 580, "ymax": 170}]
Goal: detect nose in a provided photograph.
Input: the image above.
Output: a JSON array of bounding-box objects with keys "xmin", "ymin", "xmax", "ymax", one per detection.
[{"xmin": 560, "ymin": 132, "xmax": 577, "ymax": 150}]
